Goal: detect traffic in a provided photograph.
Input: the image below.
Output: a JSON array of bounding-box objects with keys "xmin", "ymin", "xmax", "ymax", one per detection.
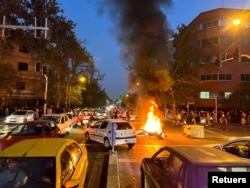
[{"xmin": 0, "ymin": 107, "xmax": 250, "ymax": 188}]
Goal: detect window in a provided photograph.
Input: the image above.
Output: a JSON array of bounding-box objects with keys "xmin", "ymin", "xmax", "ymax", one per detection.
[
  {"xmin": 219, "ymin": 74, "xmax": 232, "ymax": 80},
  {"xmin": 19, "ymin": 45, "xmax": 29, "ymax": 53},
  {"xmin": 18, "ymin": 62, "xmax": 28, "ymax": 71},
  {"xmin": 100, "ymin": 121, "xmax": 108, "ymax": 129},
  {"xmin": 61, "ymin": 150, "xmax": 74, "ymax": 185},
  {"xmin": 241, "ymin": 74, "xmax": 250, "ymax": 82},
  {"xmin": 67, "ymin": 143, "xmax": 82, "ymax": 165},
  {"xmin": 200, "ymin": 92, "xmax": 209, "ymax": 99},
  {"xmin": 16, "ymin": 82, "xmax": 25, "ymax": 90},
  {"xmin": 219, "ymin": 37, "xmax": 232, "ymax": 45},
  {"xmin": 200, "ymin": 20, "xmax": 219, "ymax": 30},
  {"xmin": 211, "ymin": 74, "xmax": 218, "ymax": 80}
]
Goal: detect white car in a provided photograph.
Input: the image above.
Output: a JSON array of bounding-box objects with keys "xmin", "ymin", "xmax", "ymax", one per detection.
[
  {"xmin": 61, "ymin": 113, "xmax": 77, "ymax": 127},
  {"xmin": 84, "ymin": 119, "xmax": 137, "ymax": 149},
  {"xmin": 4, "ymin": 110, "xmax": 34, "ymax": 124},
  {"xmin": 41, "ymin": 114, "xmax": 72, "ymax": 136},
  {"xmin": 213, "ymin": 136, "xmax": 250, "ymax": 159}
]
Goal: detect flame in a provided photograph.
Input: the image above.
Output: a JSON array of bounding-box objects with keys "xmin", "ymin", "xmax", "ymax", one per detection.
[{"xmin": 143, "ymin": 101, "xmax": 162, "ymax": 134}]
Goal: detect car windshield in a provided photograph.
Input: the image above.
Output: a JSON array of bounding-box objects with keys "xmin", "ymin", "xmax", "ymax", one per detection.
[
  {"xmin": 0, "ymin": 157, "xmax": 55, "ymax": 188},
  {"xmin": 197, "ymin": 166, "xmax": 250, "ymax": 187},
  {"xmin": 10, "ymin": 124, "xmax": 43, "ymax": 136},
  {"xmin": 42, "ymin": 116, "xmax": 60, "ymax": 123},
  {"xmin": 116, "ymin": 122, "xmax": 133, "ymax": 130},
  {"xmin": 12, "ymin": 111, "xmax": 28, "ymax": 115}
]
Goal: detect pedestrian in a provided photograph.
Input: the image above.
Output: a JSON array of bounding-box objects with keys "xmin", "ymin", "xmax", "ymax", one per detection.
[
  {"xmin": 126, "ymin": 110, "xmax": 131, "ymax": 121},
  {"xmin": 34, "ymin": 107, "xmax": 40, "ymax": 120},
  {"xmin": 219, "ymin": 113, "xmax": 228, "ymax": 131}
]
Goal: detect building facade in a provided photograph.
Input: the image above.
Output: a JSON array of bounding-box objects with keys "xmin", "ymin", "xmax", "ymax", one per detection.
[
  {"xmin": 0, "ymin": 44, "xmax": 45, "ymax": 112},
  {"xmin": 181, "ymin": 8, "xmax": 250, "ymax": 109}
]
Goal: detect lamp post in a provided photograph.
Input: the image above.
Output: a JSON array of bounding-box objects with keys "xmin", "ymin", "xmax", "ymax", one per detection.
[
  {"xmin": 43, "ymin": 75, "xmax": 48, "ymax": 115},
  {"xmin": 233, "ymin": 19, "xmax": 241, "ymax": 62}
]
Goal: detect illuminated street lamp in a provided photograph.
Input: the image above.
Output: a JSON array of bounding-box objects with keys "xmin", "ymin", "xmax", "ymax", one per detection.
[
  {"xmin": 233, "ymin": 19, "xmax": 241, "ymax": 62},
  {"xmin": 233, "ymin": 19, "xmax": 241, "ymax": 26},
  {"xmin": 68, "ymin": 76, "xmax": 88, "ymax": 109}
]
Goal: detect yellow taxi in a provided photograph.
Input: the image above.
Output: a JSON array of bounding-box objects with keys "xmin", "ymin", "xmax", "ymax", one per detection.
[{"xmin": 0, "ymin": 138, "xmax": 88, "ymax": 188}]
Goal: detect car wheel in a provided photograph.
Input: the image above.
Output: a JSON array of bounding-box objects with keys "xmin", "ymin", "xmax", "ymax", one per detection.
[
  {"xmin": 128, "ymin": 143, "xmax": 134, "ymax": 149},
  {"xmin": 85, "ymin": 132, "xmax": 91, "ymax": 143},
  {"xmin": 104, "ymin": 138, "xmax": 111, "ymax": 149}
]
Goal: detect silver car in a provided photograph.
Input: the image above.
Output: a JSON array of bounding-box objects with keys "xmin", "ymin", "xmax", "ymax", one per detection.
[{"xmin": 4, "ymin": 110, "xmax": 34, "ymax": 124}]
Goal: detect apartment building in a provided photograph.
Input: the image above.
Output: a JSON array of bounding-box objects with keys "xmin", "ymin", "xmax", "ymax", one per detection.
[
  {"xmin": 178, "ymin": 8, "xmax": 250, "ymax": 109},
  {"xmin": 0, "ymin": 44, "xmax": 45, "ymax": 111}
]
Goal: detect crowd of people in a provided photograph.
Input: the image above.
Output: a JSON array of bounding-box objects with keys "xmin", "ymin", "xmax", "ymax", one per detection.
[{"xmin": 166, "ymin": 108, "xmax": 250, "ymax": 130}]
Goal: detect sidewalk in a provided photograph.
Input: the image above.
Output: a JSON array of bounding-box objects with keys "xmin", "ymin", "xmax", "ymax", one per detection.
[{"xmin": 205, "ymin": 123, "xmax": 250, "ymax": 137}]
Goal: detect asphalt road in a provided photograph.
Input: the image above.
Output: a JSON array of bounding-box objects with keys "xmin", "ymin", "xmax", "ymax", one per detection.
[{"xmin": 1, "ymin": 117, "xmax": 250, "ymax": 188}]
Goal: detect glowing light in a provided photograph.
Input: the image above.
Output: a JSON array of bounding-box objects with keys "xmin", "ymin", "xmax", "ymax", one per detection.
[
  {"xmin": 233, "ymin": 19, "xmax": 241, "ymax": 26},
  {"xmin": 143, "ymin": 101, "xmax": 162, "ymax": 134}
]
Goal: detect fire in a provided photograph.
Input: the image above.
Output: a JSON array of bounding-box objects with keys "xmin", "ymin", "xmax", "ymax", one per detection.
[{"xmin": 143, "ymin": 101, "xmax": 162, "ymax": 134}]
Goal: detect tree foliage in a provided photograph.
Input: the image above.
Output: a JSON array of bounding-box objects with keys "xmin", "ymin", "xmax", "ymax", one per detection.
[
  {"xmin": 0, "ymin": 0, "xmax": 108, "ymax": 108},
  {"xmin": 166, "ymin": 24, "xmax": 200, "ymax": 114}
]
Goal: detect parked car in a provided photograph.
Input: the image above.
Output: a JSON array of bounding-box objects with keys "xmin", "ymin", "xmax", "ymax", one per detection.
[
  {"xmin": 84, "ymin": 119, "xmax": 137, "ymax": 149},
  {"xmin": 140, "ymin": 145, "xmax": 250, "ymax": 188},
  {"xmin": 212, "ymin": 136, "xmax": 250, "ymax": 159},
  {"xmin": 0, "ymin": 120, "xmax": 61, "ymax": 151},
  {"xmin": 4, "ymin": 110, "xmax": 34, "ymax": 124},
  {"xmin": 0, "ymin": 138, "xmax": 88, "ymax": 188},
  {"xmin": 61, "ymin": 113, "xmax": 77, "ymax": 128},
  {"xmin": 41, "ymin": 114, "xmax": 72, "ymax": 136}
]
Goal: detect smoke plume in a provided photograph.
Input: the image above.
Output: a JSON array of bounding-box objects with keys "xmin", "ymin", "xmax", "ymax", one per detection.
[{"xmin": 96, "ymin": 0, "xmax": 174, "ymax": 108}]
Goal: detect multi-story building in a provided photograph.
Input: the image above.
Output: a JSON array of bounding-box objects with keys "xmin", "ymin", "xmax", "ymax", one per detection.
[
  {"xmin": 0, "ymin": 44, "xmax": 46, "ymax": 112},
  {"xmin": 177, "ymin": 8, "xmax": 250, "ymax": 109}
]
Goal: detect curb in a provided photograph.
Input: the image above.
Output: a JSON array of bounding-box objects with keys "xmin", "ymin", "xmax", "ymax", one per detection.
[{"xmin": 107, "ymin": 150, "xmax": 120, "ymax": 188}]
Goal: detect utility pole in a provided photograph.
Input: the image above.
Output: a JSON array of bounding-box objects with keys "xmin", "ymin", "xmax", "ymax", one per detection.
[{"xmin": 44, "ymin": 75, "xmax": 48, "ymax": 115}]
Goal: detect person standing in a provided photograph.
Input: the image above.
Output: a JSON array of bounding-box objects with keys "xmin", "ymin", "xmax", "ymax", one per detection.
[
  {"xmin": 34, "ymin": 107, "xmax": 40, "ymax": 120},
  {"xmin": 219, "ymin": 113, "xmax": 228, "ymax": 131}
]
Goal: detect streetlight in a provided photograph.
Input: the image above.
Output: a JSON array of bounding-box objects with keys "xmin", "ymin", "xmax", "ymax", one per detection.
[
  {"xmin": 43, "ymin": 74, "xmax": 48, "ymax": 115},
  {"xmin": 68, "ymin": 76, "xmax": 87, "ymax": 109},
  {"xmin": 233, "ymin": 19, "xmax": 241, "ymax": 62}
]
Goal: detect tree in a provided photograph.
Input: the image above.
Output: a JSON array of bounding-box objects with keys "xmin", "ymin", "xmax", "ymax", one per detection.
[
  {"xmin": 167, "ymin": 24, "xmax": 200, "ymax": 115},
  {"xmin": 0, "ymin": 63, "xmax": 16, "ymax": 95},
  {"xmin": 0, "ymin": 1, "xmax": 109, "ymax": 108},
  {"xmin": 81, "ymin": 81, "xmax": 108, "ymax": 107}
]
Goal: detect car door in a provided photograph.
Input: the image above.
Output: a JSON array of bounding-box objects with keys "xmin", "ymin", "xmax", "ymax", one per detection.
[
  {"xmin": 96, "ymin": 121, "xmax": 109, "ymax": 143},
  {"xmin": 146, "ymin": 149, "xmax": 171, "ymax": 188},
  {"xmin": 164, "ymin": 155, "xmax": 185, "ymax": 188},
  {"xmin": 59, "ymin": 143, "xmax": 87, "ymax": 187},
  {"xmin": 47, "ymin": 121, "xmax": 60, "ymax": 137},
  {"xmin": 57, "ymin": 115, "xmax": 66, "ymax": 134},
  {"xmin": 88, "ymin": 121, "xmax": 101, "ymax": 142}
]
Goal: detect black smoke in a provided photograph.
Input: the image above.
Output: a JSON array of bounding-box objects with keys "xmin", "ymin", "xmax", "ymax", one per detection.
[{"xmin": 96, "ymin": 0, "xmax": 174, "ymax": 101}]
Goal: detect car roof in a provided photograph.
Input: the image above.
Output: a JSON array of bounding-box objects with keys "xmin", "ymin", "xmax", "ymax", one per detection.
[
  {"xmin": 24, "ymin": 120, "xmax": 55, "ymax": 124},
  {"xmin": 164, "ymin": 145, "xmax": 250, "ymax": 165},
  {"xmin": 0, "ymin": 138, "xmax": 76, "ymax": 157},
  {"xmin": 42, "ymin": 114, "xmax": 63, "ymax": 117},
  {"xmin": 100, "ymin": 118, "xmax": 129, "ymax": 123}
]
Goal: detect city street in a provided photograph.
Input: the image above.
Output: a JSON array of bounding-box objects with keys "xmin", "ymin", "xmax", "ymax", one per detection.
[{"xmin": 0, "ymin": 117, "xmax": 250, "ymax": 188}]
